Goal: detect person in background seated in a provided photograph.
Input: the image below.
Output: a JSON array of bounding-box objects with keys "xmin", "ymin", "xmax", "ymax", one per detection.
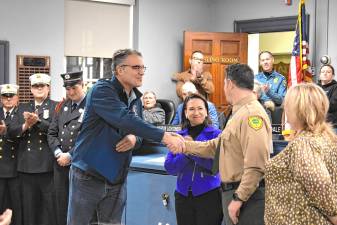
[
  {"xmin": 265, "ymin": 83, "xmax": 337, "ymax": 225},
  {"xmin": 165, "ymin": 93, "xmax": 223, "ymax": 225},
  {"xmin": 172, "ymin": 50, "xmax": 214, "ymax": 100},
  {"xmin": 142, "ymin": 91, "xmax": 165, "ymax": 125},
  {"xmin": 255, "ymin": 51, "xmax": 287, "ymax": 114},
  {"xmin": 318, "ymin": 64, "xmax": 337, "ymax": 131},
  {"xmin": 171, "ymin": 82, "xmax": 219, "ymax": 128}
]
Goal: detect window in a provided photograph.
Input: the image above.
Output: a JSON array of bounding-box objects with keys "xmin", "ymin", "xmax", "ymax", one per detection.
[{"xmin": 66, "ymin": 56, "xmax": 113, "ymax": 82}]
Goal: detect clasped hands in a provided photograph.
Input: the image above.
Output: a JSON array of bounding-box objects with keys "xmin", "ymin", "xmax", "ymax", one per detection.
[{"xmin": 23, "ymin": 111, "xmax": 40, "ymax": 128}]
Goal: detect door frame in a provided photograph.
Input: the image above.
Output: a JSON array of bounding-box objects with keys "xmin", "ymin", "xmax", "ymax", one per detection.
[
  {"xmin": 234, "ymin": 15, "xmax": 310, "ymax": 35},
  {"xmin": 234, "ymin": 16, "xmax": 298, "ymax": 33}
]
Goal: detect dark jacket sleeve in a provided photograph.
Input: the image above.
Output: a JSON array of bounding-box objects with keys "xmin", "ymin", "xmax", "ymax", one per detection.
[
  {"xmin": 328, "ymin": 86, "xmax": 337, "ymax": 113},
  {"xmin": 36, "ymin": 100, "xmax": 57, "ymax": 133},
  {"xmin": 164, "ymin": 152, "xmax": 191, "ymax": 176},
  {"xmin": 189, "ymin": 129, "xmax": 221, "ymax": 171},
  {"xmin": 7, "ymin": 103, "xmax": 28, "ymax": 138},
  {"xmin": 47, "ymin": 112, "xmax": 61, "ymax": 152},
  {"xmin": 91, "ymin": 84, "xmax": 165, "ymax": 142}
]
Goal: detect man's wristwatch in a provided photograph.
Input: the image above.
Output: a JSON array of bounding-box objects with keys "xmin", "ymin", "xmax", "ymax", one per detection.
[{"xmin": 232, "ymin": 192, "xmax": 243, "ymax": 202}]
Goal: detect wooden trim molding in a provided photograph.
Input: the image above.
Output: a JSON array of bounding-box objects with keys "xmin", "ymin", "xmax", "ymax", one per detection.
[{"xmin": 234, "ymin": 15, "xmax": 310, "ymax": 35}]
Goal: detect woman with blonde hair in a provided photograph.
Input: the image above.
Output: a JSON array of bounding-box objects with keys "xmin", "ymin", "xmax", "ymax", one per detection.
[{"xmin": 264, "ymin": 83, "xmax": 337, "ymax": 225}]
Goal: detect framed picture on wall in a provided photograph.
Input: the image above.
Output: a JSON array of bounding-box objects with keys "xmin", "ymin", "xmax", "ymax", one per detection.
[{"xmin": 0, "ymin": 41, "xmax": 9, "ymax": 84}]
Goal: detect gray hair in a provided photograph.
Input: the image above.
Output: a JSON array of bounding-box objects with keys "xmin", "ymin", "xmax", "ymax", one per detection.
[
  {"xmin": 111, "ymin": 49, "xmax": 142, "ymax": 73},
  {"xmin": 143, "ymin": 91, "xmax": 157, "ymax": 99},
  {"xmin": 181, "ymin": 81, "xmax": 198, "ymax": 94},
  {"xmin": 253, "ymin": 80, "xmax": 263, "ymax": 97}
]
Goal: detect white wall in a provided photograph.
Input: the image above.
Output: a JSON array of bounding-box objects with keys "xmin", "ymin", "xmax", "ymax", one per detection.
[
  {"xmin": 326, "ymin": 0, "xmax": 336, "ymax": 71},
  {"xmin": 0, "ymin": 0, "xmax": 64, "ymax": 100},
  {"xmin": 248, "ymin": 34, "xmax": 260, "ymax": 74},
  {"xmin": 136, "ymin": 0, "xmax": 216, "ymax": 105}
]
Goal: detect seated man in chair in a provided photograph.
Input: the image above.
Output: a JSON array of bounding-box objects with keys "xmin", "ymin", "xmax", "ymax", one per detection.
[
  {"xmin": 171, "ymin": 82, "xmax": 219, "ymax": 128},
  {"xmin": 142, "ymin": 91, "xmax": 165, "ymax": 125}
]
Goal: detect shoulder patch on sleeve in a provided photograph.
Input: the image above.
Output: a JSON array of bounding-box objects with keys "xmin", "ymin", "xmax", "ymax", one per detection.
[
  {"xmin": 273, "ymin": 77, "xmax": 279, "ymax": 84},
  {"xmin": 248, "ymin": 116, "xmax": 263, "ymax": 131}
]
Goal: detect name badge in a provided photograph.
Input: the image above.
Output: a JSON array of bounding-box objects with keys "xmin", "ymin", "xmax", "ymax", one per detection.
[{"xmin": 43, "ymin": 109, "xmax": 49, "ymax": 119}]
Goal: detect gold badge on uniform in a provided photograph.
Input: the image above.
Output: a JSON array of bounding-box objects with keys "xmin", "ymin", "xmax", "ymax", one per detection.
[
  {"xmin": 248, "ymin": 116, "xmax": 263, "ymax": 130},
  {"xmin": 273, "ymin": 77, "xmax": 279, "ymax": 84}
]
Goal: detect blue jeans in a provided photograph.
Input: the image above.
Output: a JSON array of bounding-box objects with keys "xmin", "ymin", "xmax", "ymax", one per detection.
[{"xmin": 67, "ymin": 166, "xmax": 126, "ymax": 225}]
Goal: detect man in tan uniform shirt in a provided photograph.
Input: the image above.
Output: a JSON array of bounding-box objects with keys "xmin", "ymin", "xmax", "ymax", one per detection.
[
  {"xmin": 172, "ymin": 51, "xmax": 214, "ymax": 100},
  {"xmin": 171, "ymin": 64, "xmax": 272, "ymax": 225}
]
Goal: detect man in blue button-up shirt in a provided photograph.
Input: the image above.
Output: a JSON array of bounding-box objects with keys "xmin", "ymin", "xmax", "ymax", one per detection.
[
  {"xmin": 67, "ymin": 49, "xmax": 184, "ymax": 225},
  {"xmin": 255, "ymin": 51, "xmax": 287, "ymax": 112}
]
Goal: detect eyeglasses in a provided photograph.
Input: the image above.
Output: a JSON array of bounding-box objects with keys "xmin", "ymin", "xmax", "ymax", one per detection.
[
  {"xmin": 192, "ymin": 57, "xmax": 204, "ymax": 63},
  {"xmin": 120, "ymin": 65, "xmax": 147, "ymax": 72}
]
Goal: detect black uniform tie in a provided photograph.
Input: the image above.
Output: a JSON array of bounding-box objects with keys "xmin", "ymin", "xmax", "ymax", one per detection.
[
  {"xmin": 71, "ymin": 103, "xmax": 77, "ymax": 112},
  {"xmin": 5, "ymin": 111, "xmax": 10, "ymax": 119}
]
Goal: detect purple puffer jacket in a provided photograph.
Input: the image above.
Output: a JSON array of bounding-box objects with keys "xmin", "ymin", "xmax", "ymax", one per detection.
[{"xmin": 164, "ymin": 125, "xmax": 221, "ymax": 196}]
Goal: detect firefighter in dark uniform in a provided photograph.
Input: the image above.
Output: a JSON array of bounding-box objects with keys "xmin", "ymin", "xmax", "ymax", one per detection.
[
  {"xmin": 0, "ymin": 84, "xmax": 22, "ymax": 225},
  {"xmin": 8, "ymin": 73, "xmax": 57, "ymax": 225},
  {"xmin": 47, "ymin": 71, "xmax": 86, "ymax": 225}
]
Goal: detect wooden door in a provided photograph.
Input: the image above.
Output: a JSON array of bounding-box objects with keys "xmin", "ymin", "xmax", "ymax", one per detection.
[{"xmin": 184, "ymin": 31, "xmax": 248, "ymax": 112}]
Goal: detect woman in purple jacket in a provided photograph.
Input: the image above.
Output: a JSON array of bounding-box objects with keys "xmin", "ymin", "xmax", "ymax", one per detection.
[{"xmin": 164, "ymin": 93, "xmax": 223, "ymax": 225}]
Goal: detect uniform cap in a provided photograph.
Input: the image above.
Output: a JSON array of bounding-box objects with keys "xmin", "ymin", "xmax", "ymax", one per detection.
[
  {"xmin": 0, "ymin": 84, "xmax": 19, "ymax": 96},
  {"xmin": 60, "ymin": 71, "xmax": 83, "ymax": 87},
  {"xmin": 29, "ymin": 73, "xmax": 51, "ymax": 86}
]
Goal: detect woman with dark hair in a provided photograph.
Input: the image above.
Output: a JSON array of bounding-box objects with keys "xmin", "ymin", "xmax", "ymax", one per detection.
[
  {"xmin": 164, "ymin": 93, "xmax": 223, "ymax": 225},
  {"xmin": 319, "ymin": 64, "xmax": 337, "ymax": 130}
]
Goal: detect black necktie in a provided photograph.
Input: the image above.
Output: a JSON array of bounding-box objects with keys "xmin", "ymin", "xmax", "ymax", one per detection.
[
  {"xmin": 35, "ymin": 105, "xmax": 41, "ymax": 111},
  {"xmin": 5, "ymin": 111, "xmax": 10, "ymax": 119},
  {"xmin": 71, "ymin": 103, "xmax": 77, "ymax": 112}
]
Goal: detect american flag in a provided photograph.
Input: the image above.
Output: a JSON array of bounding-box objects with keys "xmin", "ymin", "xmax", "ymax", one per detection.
[{"xmin": 288, "ymin": 0, "xmax": 312, "ymax": 87}]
